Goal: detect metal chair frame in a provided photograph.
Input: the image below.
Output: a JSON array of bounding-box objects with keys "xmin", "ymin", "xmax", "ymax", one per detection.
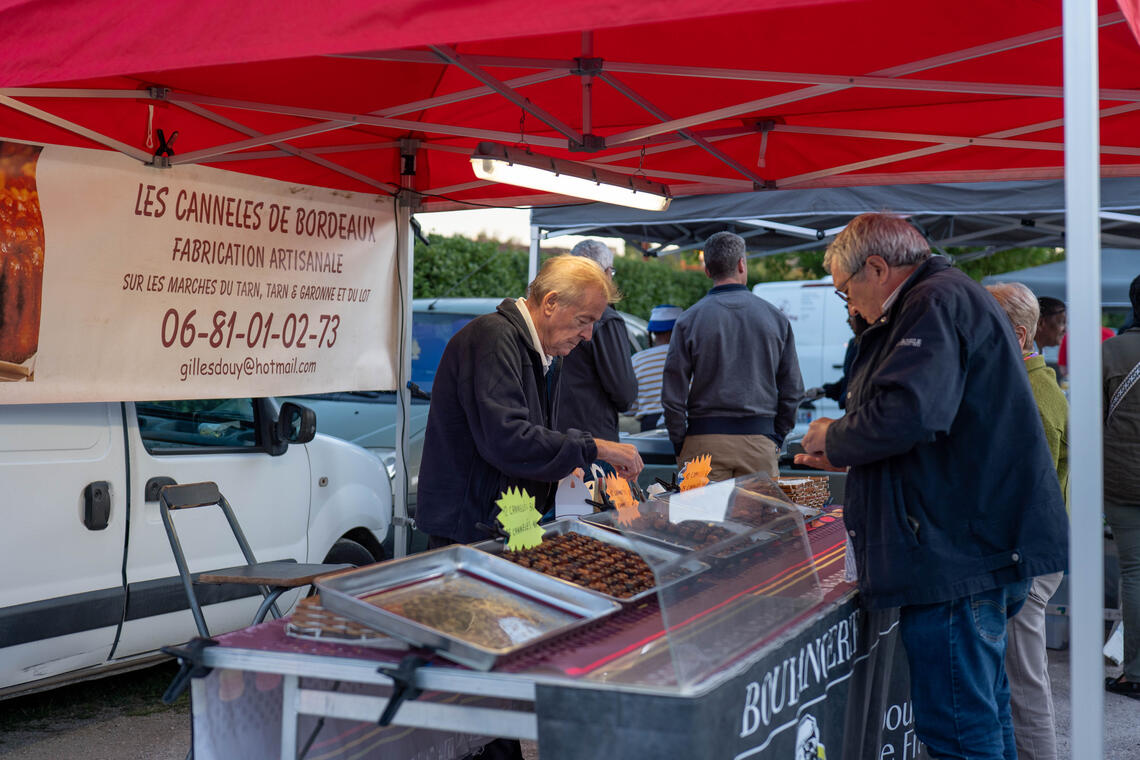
[{"xmin": 158, "ymin": 481, "xmax": 348, "ymax": 638}]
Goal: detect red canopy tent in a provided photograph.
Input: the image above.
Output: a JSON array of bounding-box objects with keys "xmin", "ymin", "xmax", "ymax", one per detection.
[
  {"xmin": 0, "ymin": 1, "xmax": 1134, "ymax": 755},
  {"xmin": 0, "ymin": 0, "xmax": 1138, "ymax": 209}
]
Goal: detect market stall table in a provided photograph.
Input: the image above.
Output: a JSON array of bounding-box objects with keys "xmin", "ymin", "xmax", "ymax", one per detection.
[{"xmin": 184, "ymin": 510, "xmax": 927, "ymax": 760}]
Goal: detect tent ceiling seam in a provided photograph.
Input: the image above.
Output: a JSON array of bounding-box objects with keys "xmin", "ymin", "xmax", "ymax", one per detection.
[
  {"xmin": 163, "ymin": 91, "xmax": 569, "ymax": 149},
  {"xmin": 171, "ymin": 101, "xmax": 399, "ymax": 194},
  {"xmin": 0, "ymin": 94, "xmax": 151, "ymax": 162},
  {"xmin": 774, "ymin": 105, "xmax": 1137, "ymax": 187},
  {"xmin": 595, "ymin": 71, "xmax": 769, "ymax": 188},
  {"xmin": 429, "ymin": 44, "xmax": 583, "ymax": 145}
]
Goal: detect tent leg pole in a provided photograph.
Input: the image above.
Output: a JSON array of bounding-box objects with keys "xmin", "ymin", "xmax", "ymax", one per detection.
[
  {"xmin": 1063, "ymin": 1, "xmax": 1104, "ymax": 757},
  {"xmin": 528, "ymin": 225, "xmax": 540, "ymax": 284},
  {"xmin": 393, "ymin": 141, "xmax": 418, "ymax": 558}
]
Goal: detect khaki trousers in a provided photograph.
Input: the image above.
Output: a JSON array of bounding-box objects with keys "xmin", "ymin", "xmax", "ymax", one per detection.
[
  {"xmin": 1005, "ymin": 570, "xmax": 1064, "ymax": 760},
  {"xmin": 678, "ymin": 433, "xmax": 779, "ymax": 482}
]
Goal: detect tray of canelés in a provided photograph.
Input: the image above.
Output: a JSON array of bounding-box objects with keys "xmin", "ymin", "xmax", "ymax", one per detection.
[
  {"xmin": 581, "ymin": 507, "xmax": 772, "ymax": 562},
  {"xmin": 473, "ymin": 518, "xmax": 707, "ymax": 605},
  {"xmin": 316, "ymin": 544, "xmax": 620, "ymax": 670}
]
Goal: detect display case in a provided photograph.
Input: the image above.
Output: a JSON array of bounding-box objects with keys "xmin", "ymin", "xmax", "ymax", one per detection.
[{"xmin": 582, "ymin": 474, "xmax": 824, "ymax": 691}]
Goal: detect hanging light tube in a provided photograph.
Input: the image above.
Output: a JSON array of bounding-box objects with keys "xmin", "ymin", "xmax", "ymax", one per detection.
[{"xmin": 470, "ymin": 142, "xmax": 671, "ymax": 211}]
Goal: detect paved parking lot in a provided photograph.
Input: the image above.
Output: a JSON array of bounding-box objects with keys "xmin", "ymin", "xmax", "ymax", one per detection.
[{"xmin": 1, "ymin": 646, "xmax": 1137, "ymax": 759}]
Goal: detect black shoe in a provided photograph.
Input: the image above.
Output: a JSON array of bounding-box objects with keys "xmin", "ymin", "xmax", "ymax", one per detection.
[{"xmin": 1105, "ymin": 675, "xmax": 1140, "ymax": 699}]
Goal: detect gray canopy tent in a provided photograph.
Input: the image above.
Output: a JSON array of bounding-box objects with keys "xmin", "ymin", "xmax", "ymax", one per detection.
[
  {"xmin": 529, "ymin": 177, "xmax": 1140, "ymax": 258},
  {"xmin": 983, "ymin": 249, "xmax": 1140, "ymax": 308}
]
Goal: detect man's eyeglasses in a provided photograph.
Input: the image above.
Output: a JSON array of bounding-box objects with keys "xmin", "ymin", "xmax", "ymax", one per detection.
[
  {"xmin": 833, "ymin": 261, "xmax": 865, "ymax": 303},
  {"xmin": 604, "ymin": 266, "xmax": 616, "ymax": 277}
]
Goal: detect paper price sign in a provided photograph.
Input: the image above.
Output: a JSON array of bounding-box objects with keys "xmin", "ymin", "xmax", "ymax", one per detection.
[
  {"xmin": 495, "ymin": 486, "xmax": 545, "ymax": 551},
  {"xmin": 604, "ymin": 474, "xmax": 639, "ymax": 526},
  {"xmin": 680, "ymin": 454, "xmax": 712, "ymax": 492}
]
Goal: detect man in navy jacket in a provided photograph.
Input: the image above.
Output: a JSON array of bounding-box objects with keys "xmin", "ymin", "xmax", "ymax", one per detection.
[
  {"xmin": 796, "ymin": 214, "xmax": 1067, "ymax": 760},
  {"xmin": 417, "ymin": 255, "xmax": 643, "ymax": 546},
  {"xmin": 555, "ymin": 239, "xmax": 638, "ymax": 452}
]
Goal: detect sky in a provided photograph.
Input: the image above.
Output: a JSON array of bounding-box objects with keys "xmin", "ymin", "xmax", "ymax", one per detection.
[{"xmin": 416, "ymin": 207, "xmax": 624, "ymax": 253}]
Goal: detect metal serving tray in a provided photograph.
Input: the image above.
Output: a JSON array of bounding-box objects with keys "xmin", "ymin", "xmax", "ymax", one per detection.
[
  {"xmin": 316, "ymin": 544, "xmax": 620, "ymax": 670},
  {"xmin": 472, "ymin": 517, "xmax": 708, "ymax": 605},
  {"xmin": 581, "ymin": 508, "xmax": 774, "ymax": 562}
]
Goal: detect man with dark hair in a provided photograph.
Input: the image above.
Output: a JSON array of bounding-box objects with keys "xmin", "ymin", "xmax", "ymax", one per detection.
[
  {"xmin": 1036, "ymin": 296, "xmax": 1066, "ymax": 352},
  {"xmin": 1103, "ymin": 273, "xmax": 1140, "ymax": 700},
  {"xmin": 554, "ymin": 239, "xmax": 638, "ymax": 459},
  {"xmin": 662, "ymin": 231, "xmax": 802, "ymax": 481},
  {"xmin": 796, "ymin": 213, "xmax": 1068, "ymax": 759}
]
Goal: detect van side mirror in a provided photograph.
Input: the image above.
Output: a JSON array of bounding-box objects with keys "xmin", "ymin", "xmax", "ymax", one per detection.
[{"xmin": 276, "ymin": 402, "xmax": 316, "ymax": 445}]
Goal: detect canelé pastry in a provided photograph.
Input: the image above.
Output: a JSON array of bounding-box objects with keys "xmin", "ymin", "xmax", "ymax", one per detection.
[{"xmin": 0, "ymin": 142, "xmax": 46, "ymax": 364}]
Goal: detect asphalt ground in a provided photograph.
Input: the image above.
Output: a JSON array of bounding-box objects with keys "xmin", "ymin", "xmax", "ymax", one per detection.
[{"xmin": 1, "ymin": 648, "xmax": 1136, "ymax": 759}]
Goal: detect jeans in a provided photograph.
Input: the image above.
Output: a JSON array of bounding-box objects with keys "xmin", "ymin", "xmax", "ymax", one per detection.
[{"xmin": 899, "ymin": 579, "xmax": 1031, "ymax": 760}]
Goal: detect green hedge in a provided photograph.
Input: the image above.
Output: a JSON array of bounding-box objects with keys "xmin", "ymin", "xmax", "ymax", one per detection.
[
  {"xmin": 413, "ymin": 234, "xmax": 711, "ymax": 319},
  {"xmin": 413, "ymin": 233, "xmax": 1062, "ymax": 320},
  {"xmin": 610, "ymin": 255, "xmax": 710, "ymax": 320},
  {"xmin": 413, "ymin": 234, "xmax": 529, "ymax": 299}
]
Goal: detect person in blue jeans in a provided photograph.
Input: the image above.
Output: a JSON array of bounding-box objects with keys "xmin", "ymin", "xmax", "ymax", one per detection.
[{"xmin": 796, "ymin": 213, "xmax": 1068, "ymax": 760}]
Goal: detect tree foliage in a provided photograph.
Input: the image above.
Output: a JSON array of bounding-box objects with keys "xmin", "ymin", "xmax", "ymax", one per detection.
[
  {"xmin": 610, "ymin": 254, "xmax": 711, "ymax": 320},
  {"xmin": 412, "ymin": 232, "xmax": 1065, "ymax": 320},
  {"xmin": 951, "ymin": 247, "xmax": 1065, "ymax": 281},
  {"xmin": 413, "ymin": 234, "xmax": 529, "ymax": 300}
]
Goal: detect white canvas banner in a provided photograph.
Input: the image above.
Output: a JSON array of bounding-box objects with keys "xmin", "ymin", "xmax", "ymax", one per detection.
[{"xmin": 0, "ymin": 140, "xmax": 399, "ymax": 402}]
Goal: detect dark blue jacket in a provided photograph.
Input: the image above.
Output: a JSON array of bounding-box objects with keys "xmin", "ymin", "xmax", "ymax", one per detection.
[
  {"xmin": 555, "ymin": 305, "xmax": 637, "ymax": 442},
  {"xmin": 826, "ymin": 257, "xmax": 1068, "ymax": 609},
  {"xmin": 416, "ymin": 299, "xmax": 598, "ymax": 543}
]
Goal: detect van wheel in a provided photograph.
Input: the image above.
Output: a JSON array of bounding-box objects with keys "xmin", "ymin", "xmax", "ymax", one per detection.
[{"xmin": 323, "ymin": 538, "xmax": 375, "ymax": 567}]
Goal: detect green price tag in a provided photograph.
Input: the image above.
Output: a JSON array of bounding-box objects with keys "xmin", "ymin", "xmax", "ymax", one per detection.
[{"xmin": 495, "ymin": 486, "xmax": 545, "ymax": 551}]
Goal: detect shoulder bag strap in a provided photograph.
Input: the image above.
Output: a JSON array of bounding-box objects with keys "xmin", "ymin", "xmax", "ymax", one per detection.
[{"xmin": 1107, "ymin": 358, "xmax": 1140, "ymax": 424}]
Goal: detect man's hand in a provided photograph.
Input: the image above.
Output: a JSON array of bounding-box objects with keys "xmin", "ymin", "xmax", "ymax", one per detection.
[
  {"xmin": 793, "ymin": 452, "xmax": 846, "ymax": 472},
  {"xmin": 803, "ymin": 387, "xmax": 825, "ymax": 401},
  {"xmin": 596, "ymin": 439, "xmax": 644, "ymax": 479},
  {"xmin": 796, "ymin": 417, "xmax": 844, "ymax": 471},
  {"xmin": 800, "ymin": 417, "xmax": 835, "ymax": 456}
]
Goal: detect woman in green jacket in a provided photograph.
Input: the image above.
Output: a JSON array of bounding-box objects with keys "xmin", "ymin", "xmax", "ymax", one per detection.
[{"xmin": 988, "ymin": 281, "xmax": 1069, "ymax": 760}]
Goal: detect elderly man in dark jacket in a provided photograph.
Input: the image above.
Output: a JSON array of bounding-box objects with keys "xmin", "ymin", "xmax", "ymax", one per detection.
[
  {"xmin": 417, "ymin": 255, "xmax": 643, "ymax": 546},
  {"xmin": 555, "ymin": 239, "xmax": 638, "ymax": 451},
  {"xmin": 795, "ymin": 213, "xmax": 1068, "ymax": 760}
]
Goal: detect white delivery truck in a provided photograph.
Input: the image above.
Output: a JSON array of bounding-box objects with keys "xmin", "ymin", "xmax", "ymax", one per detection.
[
  {"xmin": 0, "ymin": 397, "xmax": 391, "ymax": 697},
  {"xmin": 752, "ymin": 277, "xmax": 854, "ymax": 437}
]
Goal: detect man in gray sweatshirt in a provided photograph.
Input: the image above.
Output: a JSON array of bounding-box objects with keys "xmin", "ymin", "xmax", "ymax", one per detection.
[{"xmin": 662, "ymin": 231, "xmax": 802, "ymax": 481}]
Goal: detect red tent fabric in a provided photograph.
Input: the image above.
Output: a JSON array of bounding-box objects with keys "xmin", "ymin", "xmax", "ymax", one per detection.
[{"xmin": 0, "ymin": 0, "xmax": 1137, "ymax": 210}]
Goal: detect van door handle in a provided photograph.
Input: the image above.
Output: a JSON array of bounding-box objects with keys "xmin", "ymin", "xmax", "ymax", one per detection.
[
  {"xmin": 83, "ymin": 481, "xmax": 111, "ymax": 530},
  {"xmin": 145, "ymin": 476, "xmax": 177, "ymax": 502},
  {"xmin": 832, "ymin": 363, "xmax": 844, "ymax": 369}
]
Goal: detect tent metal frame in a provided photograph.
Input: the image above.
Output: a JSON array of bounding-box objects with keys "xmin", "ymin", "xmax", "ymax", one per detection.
[
  {"xmin": 1, "ymin": 10, "xmax": 1137, "ymax": 209},
  {"xmin": 0, "ymin": 3, "xmax": 1127, "ymax": 754}
]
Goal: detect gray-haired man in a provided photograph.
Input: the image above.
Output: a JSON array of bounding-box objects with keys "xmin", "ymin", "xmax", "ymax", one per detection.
[{"xmin": 662, "ymin": 231, "xmax": 802, "ymax": 481}]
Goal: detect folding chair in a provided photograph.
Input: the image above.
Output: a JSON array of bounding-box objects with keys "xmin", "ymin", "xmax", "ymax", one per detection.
[{"xmin": 158, "ymin": 481, "xmax": 352, "ymax": 637}]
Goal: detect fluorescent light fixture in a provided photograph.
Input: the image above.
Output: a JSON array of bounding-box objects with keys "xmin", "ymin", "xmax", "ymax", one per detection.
[{"xmin": 470, "ymin": 142, "xmax": 671, "ymax": 211}]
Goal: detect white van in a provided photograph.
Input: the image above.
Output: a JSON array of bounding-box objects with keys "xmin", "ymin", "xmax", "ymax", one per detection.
[
  {"xmin": 752, "ymin": 277, "xmax": 854, "ymax": 435},
  {"xmin": 0, "ymin": 398, "xmax": 391, "ymax": 697}
]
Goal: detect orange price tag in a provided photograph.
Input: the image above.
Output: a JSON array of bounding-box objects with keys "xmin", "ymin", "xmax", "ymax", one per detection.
[
  {"xmin": 680, "ymin": 454, "xmax": 712, "ymax": 492},
  {"xmin": 604, "ymin": 474, "xmax": 639, "ymax": 526}
]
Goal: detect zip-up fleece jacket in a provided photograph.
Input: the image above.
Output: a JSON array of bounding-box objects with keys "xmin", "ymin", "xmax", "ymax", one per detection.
[
  {"xmin": 826, "ymin": 257, "xmax": 1068, "ymax": 609},
  {"xmin": 416, "ymin": 299, "xmax": 598, "ymax": 543}
]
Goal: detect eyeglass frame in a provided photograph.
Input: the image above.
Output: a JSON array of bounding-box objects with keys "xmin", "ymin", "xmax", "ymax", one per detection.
[
  {"xmin": 604, "ymin": 265, "xmax": 616, "ymax": 277},
  {"xmin": 833, "ymin": 260, "xmax": 866, "ymax": 303}
]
